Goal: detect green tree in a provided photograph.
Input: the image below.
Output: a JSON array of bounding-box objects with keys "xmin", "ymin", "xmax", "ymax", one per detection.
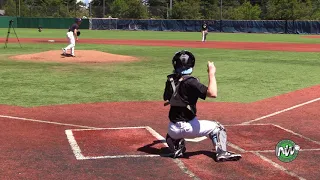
[
  {"xmin": 230, "ymin": 1, "xmax": 261, "ymax": 20},
  {"xmin": 147, "ymin": 0, "xmax": 167, "ymax": 19},
  {"xmin": 172, "ymin": 0, "xmax": 202, "ymax": 19},
  {"xmin": 200, "ymin": 0, "xmax": 220, "ymax": 19},
  {"xmin": 110, "ymin": 0, "xmax": 129, "ymax": 17},
  {"xmin": 265, "ymin": 0, "xmax": 309, "ymax": 20},
  {"xmin": 19, "ymin": 0, "xmax": 30, "ymax": 17},
  {"xmin": 220, "ymin": 0, "xmax": 241, "ymax": 20},
  {"xmin": 110, "ymin": 0, "xmax": 148, "ymax": 18},
  {"xmin": 90, "ymin": 0, "xmax": 115, "ymax": 18},
  {"xmin": 298, "ymin": 0, "xmax": 312, "ymax": 20},
  {"xmin": 3, "ymin": 0, "xmax": 17, "ymax": 16},
  {"xmin": 310, "ymin": 0, "xmax": 320, "ymax": 20}
]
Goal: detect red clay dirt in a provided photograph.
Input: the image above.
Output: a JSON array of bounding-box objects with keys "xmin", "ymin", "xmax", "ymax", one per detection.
[
  {"xmin": 72, "ymin": 128, "xmax": 166, "ymax": 157},
  {"xmin": 301, "ymin": 35, "xmax": 320, "ymax": 38},
  {"xmin": 0, "ymin": 84, "xmax": 319, "ymax": 179},
  {"xmin": 9, "ymin": 50, "xmax": 139, "ymax": 63},
  {"xmin": 3, "ymin": 37, "xmax": 320, "ymax": 52}
]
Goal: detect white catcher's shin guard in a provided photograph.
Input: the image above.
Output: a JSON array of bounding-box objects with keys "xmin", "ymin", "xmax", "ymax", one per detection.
[{"xmin": 209, "ymin": 121, "xmax": 227, "ymax": 154}]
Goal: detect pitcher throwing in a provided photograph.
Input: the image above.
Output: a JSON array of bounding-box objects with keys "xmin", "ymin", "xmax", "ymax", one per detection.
[{"xmin": 62, "ymin": 18, "xmax": 82, "ymax": 57}]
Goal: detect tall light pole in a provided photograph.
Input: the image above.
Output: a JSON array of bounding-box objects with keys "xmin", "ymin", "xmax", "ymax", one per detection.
[
  {"xmin": 19, "ymin": 0, "xmax": 21, "ymax": 17},
  {"xmin": 220, "ymin": 0, "xmax": 222, "ymax": 20},
  {"xmin": 169, "ymin": 0, "xmax": 172, "ymax": 18},
  {"xmin": 103, "ymin": 0, "xmax": 105, "ymax": 17},
  {"xmin": 220, "ymin": 0, "xmax": 222, "ymax": 32}
]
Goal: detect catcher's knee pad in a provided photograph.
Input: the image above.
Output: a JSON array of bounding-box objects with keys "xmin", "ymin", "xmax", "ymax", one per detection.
[
  {"xmin": 166, "ymin": 134, "xmax": 185, "ymax": 152},
  {"xmin": 209, "ymin": 121, "xmax": 227, "ymax": 152}
]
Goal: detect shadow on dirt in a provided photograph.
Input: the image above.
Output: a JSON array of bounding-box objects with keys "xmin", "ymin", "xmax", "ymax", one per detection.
[{"xmin": 137, "ymin": 140, "xmax": 217, "ymax": 161}]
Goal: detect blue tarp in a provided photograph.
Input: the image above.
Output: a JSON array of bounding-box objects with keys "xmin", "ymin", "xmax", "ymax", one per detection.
[{"xmin": 91, "ymin": 19, "xmax": 320, "ymax": 34}]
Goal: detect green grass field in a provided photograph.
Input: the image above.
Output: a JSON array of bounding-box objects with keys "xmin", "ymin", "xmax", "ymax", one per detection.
[
  {"xmin": 1, "ymin": 28, "xmax": 320, "ymax": 43},
  {"xmin": 0, "ymin": 29, "xmax": 319, "ymax": 107}
]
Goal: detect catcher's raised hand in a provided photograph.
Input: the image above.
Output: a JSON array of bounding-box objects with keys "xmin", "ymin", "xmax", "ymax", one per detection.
[{"xmin": 207, "ymin": 61, "xmax": 216, "ymax": 75}]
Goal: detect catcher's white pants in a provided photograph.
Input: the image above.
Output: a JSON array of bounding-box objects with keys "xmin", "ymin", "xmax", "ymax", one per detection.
[
  {"xmin": 202, "ymin": 31, "xmax": 208, "ymax": 42},
  {"xmin": 168, "ymin": 117, "xmax": 219, "ymax": 139},
  {"xmin": 65, "ymin": 32, "xmax": 75, "ymax": 56},
  {"xmin": 167, "ymin": 117, "xmax": 227, "ymax": 152}
]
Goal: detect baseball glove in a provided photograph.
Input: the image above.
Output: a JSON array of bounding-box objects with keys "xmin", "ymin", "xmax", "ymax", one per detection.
[{"xmin": 77, "ymin": 31, "xmax": 81, "ymax": 36}]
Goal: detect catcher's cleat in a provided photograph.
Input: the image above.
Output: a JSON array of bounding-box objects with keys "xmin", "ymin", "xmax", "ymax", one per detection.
[
  {"xmin": 216, "ymin": 151, "xmax": 241, "ymax": 162},
  {"xmin": 166, "ymin": 134, "xmax": 186, "ymax": 158},
  {"xmin": 172, "ymin": 143, "xmax": 186, "ymax": 159}
]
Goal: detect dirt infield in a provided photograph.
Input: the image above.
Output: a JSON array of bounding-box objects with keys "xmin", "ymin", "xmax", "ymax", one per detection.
[
  {"xmin": 9, "ymin": 50, "xmax": 139, "ymax": 63},
  {"xmin": 3, "ymin": 37, "xmax": 320, "ymax": 52},
  {"xmin": 301, "ymin": 35, "xmax": 320, "ymax": 39},
  {"xmin": 0, "ymin": 84, "xmax": 319, "ymax": 179}
]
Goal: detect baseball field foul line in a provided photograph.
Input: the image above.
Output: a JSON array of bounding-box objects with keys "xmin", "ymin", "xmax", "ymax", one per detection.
[
  {"xmin": 145, "ymin": 126, "xmax": 201, "ymax": 180},
  {"xmin": 241, "ymin": 97, "xmax": 320, "ymax": 125},
  {"xmin": 248, "ymin": 148, "xmax": 320, "ymax": 153},
  {"xmin": 272, "ymin": 124, "xmax": 320, "ymax": 145},
  {"xmin": 0, "ymin": 114, "xmax": 97, "ymax": 129},
  {"xmin": 253, "ymin": 152, "xmax": 306, "ymax": 180}
]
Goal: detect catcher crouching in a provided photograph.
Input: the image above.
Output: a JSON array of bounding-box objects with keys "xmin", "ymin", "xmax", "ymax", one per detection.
[{"xmin": 163, "ymin": 50, "xmax": 242, "ymax": 162}]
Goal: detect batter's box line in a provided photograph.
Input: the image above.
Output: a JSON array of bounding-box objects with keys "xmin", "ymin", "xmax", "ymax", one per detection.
[
  {"xmin": 247, "ymin": 148, "xmax": 320, "ymax": 153},
  {"xmin": 225, "ymin": 123, "xmax": 320, "ymax": 146},
  {"xmin": 65, "ymin": 126, "xmax": 200, "ymax": 179},
  {"xmin": 65, "ymin": 126, "xmax": 166, "ymax": 160}
]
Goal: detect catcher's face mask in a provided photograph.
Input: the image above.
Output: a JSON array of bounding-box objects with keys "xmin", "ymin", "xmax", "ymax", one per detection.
[{"xmin": 172, "ymin": 50, "xmax": 196, "ymax": 71}]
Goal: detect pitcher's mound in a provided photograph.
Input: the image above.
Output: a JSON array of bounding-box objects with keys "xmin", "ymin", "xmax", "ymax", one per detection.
[{"xmin": 9, "ymin": 50, "xmax": 139, "ymax": 63}]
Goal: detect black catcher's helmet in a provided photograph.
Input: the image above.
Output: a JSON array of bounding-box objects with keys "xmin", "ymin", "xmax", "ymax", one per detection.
[{"xmin": 172, "ymin": 50, "xmax": 195, "ymax": 71}]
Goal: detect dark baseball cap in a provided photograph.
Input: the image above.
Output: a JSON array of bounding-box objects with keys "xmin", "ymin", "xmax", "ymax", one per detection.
[{"xmin": 75, "ymin": 18, "xmax": 82, "ymax": 22}]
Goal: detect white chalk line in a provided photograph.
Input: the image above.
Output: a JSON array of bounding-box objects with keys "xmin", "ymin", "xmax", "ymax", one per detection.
[
  {"xmin": 65, "ymin": 130, "xmax": 86, "ymax": 160},
  {"xmin": 247, "ymin": 148, "xmax": 320, "ymax": 153},
  {"xmin": 65, "ymin": 130, "xmax": 161, "ymax": 160},
  {"xmin": 2, "ymin": 114, "xmax": 318, "ymax": 148},
  {"xmin": 66, "ymin": 126, "xmax": 200, "ymax": 179},
  {"xmin": 0, "ymin": 114, "xmax": 96, "ymax": 129},
  {"xmin": 223, "ymin": 123, "xmax": 319, "ymax": 180},
  {"xmin": 81, "ymin": 154, "xmax": 161, "ymax": 159},
  {"xmin": 2, "ymin": 114, "xmax": 318, "ymax": 179},
  {"xmin": 253, "ymin": 152, "xmax": 306, "ymax": 180},
  {"xmin": 241, "ymin": 97, "xmax": 320, "ymax": 125},
  {"xmin": 272, "ymin": 124, "xmax": 320, "ymax": 145},
  {"xmin": 226, "ymin": 123, "xmax": 320, "ymax": 146},
  {"xmin": 65, "ymin": 126, "xmax": 164, "ymax": 160},
  {"xmin": 145, "ymin": 126, "xmax": 200, "ymax": 180}
]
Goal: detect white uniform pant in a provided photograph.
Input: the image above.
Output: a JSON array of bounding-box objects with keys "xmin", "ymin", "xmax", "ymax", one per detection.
[
  {"xmin": 167, "ymin": 117, "xmax": 227, "ymax": 152},
  {"xmin": 202, "ymin": 30, "xmax": 208, "ymax": 42},
  {"xmin": 65, "ymin": 31, "xmax": 75, "ymax": 56},
  {"xmin": 168, "ymin": 117, "xmax": 220, "ymax": 139}
]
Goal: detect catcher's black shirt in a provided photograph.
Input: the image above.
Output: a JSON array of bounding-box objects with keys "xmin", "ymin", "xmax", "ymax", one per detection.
[
  {"xmin": 68, "ymin": 23, "xmax": 79, "ymax": 32},
  {"xmin": 202, "ymin": 24, "xmax": 208, "ymax": 31},
  {"xmin": 163, "ymin": 77, "xmax": 208, "ymax": 123}
]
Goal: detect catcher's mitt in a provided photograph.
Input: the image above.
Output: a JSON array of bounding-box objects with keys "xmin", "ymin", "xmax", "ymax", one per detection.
[{"xmin": 77, "ymin": 31, "xmax": 81, "ymax": 36}]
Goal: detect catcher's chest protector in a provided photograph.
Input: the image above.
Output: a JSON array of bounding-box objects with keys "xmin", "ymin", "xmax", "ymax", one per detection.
[{"xmin": 168, "ymin": 75, "xmax": 195, "ymax": 108}]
